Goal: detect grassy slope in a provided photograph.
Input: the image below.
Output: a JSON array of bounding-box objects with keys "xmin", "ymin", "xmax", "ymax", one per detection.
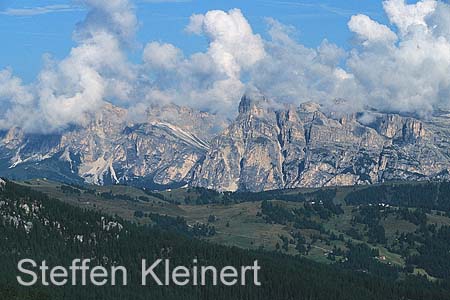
[{"xmin": 21, "ymin": 179, "xmax": 450, "ymax": 270}]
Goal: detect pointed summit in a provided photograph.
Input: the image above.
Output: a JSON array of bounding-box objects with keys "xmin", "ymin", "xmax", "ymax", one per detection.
[{"xmin": 238, "ymin": 88, "xmax": 269, "ymax": 114}]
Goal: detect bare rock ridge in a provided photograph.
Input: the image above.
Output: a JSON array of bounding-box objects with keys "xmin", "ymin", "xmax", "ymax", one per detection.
[
  {"xmin": 0, "ymin": 104, "xmax": 213, "ymax": 189},
  {"xmin": 1, "ymin": 96, "xmax": 450, "ymax": 192}
]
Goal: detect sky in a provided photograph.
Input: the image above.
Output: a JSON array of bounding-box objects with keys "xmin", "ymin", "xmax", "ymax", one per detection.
[
  {"xmin": 1, "ymin": 0, "xmax": 450, "ymax": 133},
  {"xmin": 0, "ymin": 0, "xmax": 388, "ymax": 82}
]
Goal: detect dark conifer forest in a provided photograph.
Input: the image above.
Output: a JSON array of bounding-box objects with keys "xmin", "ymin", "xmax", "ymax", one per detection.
[{"xmin": 1, "ymin": 180, "xmax": 450, "ymax": 299}]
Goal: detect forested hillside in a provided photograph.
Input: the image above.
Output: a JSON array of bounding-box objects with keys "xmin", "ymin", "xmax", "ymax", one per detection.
[{"xmin": 1, "ymin": 180, "xmax": 450, "ymax": 299}]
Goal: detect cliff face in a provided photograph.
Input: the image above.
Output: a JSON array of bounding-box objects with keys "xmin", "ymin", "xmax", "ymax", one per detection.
[
  {"xmin": 1, "ymin": 96, "xmax": 450, "ymax": 192},
  {"xmin": 0, "ymin": 103, "xmax": 212, "ymax": 189},
  {"xmin": 191, "ymin": 96, "xmax": 450, "ymax": 191}
]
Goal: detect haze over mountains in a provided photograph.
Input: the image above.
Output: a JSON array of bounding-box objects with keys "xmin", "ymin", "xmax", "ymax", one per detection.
[{"xmin": 1, "ymin": 94, "xmax": 450, "ymax": 192}]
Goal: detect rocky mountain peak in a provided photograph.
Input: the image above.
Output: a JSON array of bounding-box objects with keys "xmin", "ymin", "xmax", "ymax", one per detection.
[
  {"xmin": 1, "ymin": 95, "xmax": 450, "ymax": 192},
  {"xmin": 238, "ymin": 92, "xmax": 270, "ymax": 116},
  {"xmin": 2, "ymin": 127, "xmax": 25, "ymax": 149},
  {"xmin": 192, "ymin": 96, "xmax": 450, "ymax": 192}
]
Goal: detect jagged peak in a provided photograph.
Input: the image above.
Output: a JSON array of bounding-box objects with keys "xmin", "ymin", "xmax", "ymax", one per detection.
[
  {"xmin": 94, "ymin": 102, "xmax": 128, "ymax": 122},
  {"xmin": 2, "ymin": 127, "xmax": 25, "ymax": 148},
  {"xmin": 238, "ymin": 87, "xmax": 270, "ymax": 114}
]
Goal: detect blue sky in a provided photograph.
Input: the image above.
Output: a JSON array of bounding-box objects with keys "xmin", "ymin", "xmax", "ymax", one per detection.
[
  {"xmin": 0, "ymin": 0, "xmax": 389, "ymax": 82},
  {"xmin": 2, "ymin": 0, "xmax": 449, "ymax": 133}
]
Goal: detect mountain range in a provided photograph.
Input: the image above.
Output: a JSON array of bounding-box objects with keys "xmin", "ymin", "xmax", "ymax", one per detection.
[{"xmin": 1, "ymin": 95, "xmax": 450, "ymax": 192}]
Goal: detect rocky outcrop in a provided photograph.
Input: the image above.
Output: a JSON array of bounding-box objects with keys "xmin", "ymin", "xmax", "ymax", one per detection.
[
  {"xmin": 0, "ymin": 103, "xmax": 212, "ymax": 189},
  {"xmin": 191, "ymin": 96, "xmax": 450, "ymax": 191},
  {"xmin": 1, "ymin": 95, "xmax": 450, "ymax": 192}
]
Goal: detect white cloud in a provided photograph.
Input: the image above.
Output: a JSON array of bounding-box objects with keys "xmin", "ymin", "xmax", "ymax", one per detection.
[
  {"xmin": 0, "ymin": 0, "xmax": 137, "ymax": 132},
  {"xmin": 75, "ymin": 0, "xmax": 138, "ymax": 44},
  {"xmin": 348, "ymin": 14, "xmax": 397, "ymax": 45},
  {"xmin": 0, "ymin": 69, "xmax": 33, "ymax": 104},
  {"xmin": 2, "ymin": 0, "xmax": 450, "ymax": 132},
  {"xmin": 187, "ymin": 9, "xmax": 266, "ymax": 77},
  {"xmin": 36, "ymin": 31, "xmax": 134, "ymax": 131},
  {"xmin": 427, "ymin": 2, "xmax": 450, "ymax": 39},
  {"xmin": 143, "ymin": 42, "xmax": 183, "ymax": 70},
  {"xmin": 383, "ymin": 0, "xmax": 437, "ymax": 35},
  {"xmin": 0, "ymin": 5, "xmax": 80, "ymax": 16},
  {"xmin": 247, "ymin": 1, "xmax": 450, "ymax": 116},
  {"xmin": 185, "ymin": 14, "xmax": 204, "ymax": 35},
  {"xmin": 32, "ymin": 0, "xmax": 138, "ymax": 131},
  {"xmin": 139, "ymin": 9, "xmax": 265, "ymax": 115},
  {"xmin": 0, "ymin": 69, "xmax": 36, "ymax": 130},
  {"xmin": 248, "ymin": 19, "xmax": 364, "ymax": 110},
  {"xmin": 347, "ymin": 1, "xmax": 450, "ymax": 115}
]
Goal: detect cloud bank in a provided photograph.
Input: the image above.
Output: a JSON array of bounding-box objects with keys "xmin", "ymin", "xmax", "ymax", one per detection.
[
  {"xmin": 347, "ymin": 0, "xmax": 450, "ymax": 114},
  {"xmin": 1, "ymin": 0, "xmax": 138, "ymax": 132},
  {"xmin": 1, "ymin": 0, "xmax": 450, "ymax": 133},
  {"xmin": 138, "ymin": 9, "xmax": 266, "ymax": 116}
]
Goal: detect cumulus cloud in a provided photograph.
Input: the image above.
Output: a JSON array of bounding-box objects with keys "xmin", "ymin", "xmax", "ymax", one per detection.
[
  {"xmin": 248, "ymin": 19, "xmax": 364, "ymax": 110},
  {"xmin": 249, "ymin": 0, "xmax": 450, "ymax": 116},
  {"xmin": 427, "ymin": 2, "xmax": 450, "ymax": 39},
  {"xmin": 383, "ymin": 0, "xmax": 437, "ymax": 35},
  {"xmin": 0, "ymin": 69, "xmax": 33, "ymax": 105},
  {"xmin": 139, "ymin": 9, "xmax": 266, "ymax": 115},
  {"xmin": 348, "ymin": 14, "xmax": 397, "ymax": 45},
  {"xmin": 186, "ymin": 9, "xmax": 266, "ymax": 77},
  {"xmin": 143, "ymin": 42, "xmax": 183, "ymax": 70},
  {"xmin": 0, "ymin": 0, "xmax": 137, "ymax": 132},
  {"xmin": 34, "ymin": 0, "xmax": 138, "ymax": 131},
  {"xmin": 347, "ymin": 0, "xmax": 450, "ymax": 115},
  {"xmin": 2, "ymin": 0, "xmax": 450, "ymax": 133},
  {"xmin": 74, "ymin": 0, "xmax": 138, "ymax": 44},
  {"xmin": 36, "ymin": 32, "xmax": 134, "ymax": 131},
  {"xmin": 0, "ymin": 69, "xmax": 36, "ymax": 130}
]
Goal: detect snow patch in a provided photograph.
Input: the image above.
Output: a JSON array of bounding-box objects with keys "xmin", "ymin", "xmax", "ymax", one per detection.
[{"xmin": 152, "ymin": 121, "xmax": 210, "ymax": 151}]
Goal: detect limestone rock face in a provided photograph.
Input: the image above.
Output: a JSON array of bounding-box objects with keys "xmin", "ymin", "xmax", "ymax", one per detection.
[
  {"xmin": 191, "ymin": 96, "xmax": 450, "ymax": 192},
  {"xmin": 0, "ymin": 103, "xmax": 212, "ymax": 189},
  {"xmin": 1, "ymin": 96, "xmax": 450, "ymax": 192},
  {"xmin": 192, "ymin": 95, "xmax": 286, "ymax": 192}
]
